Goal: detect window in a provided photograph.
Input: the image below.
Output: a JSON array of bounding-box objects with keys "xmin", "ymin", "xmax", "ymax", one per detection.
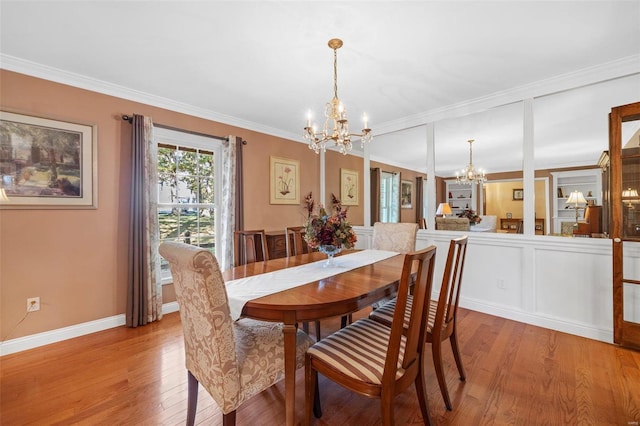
[
  {"xmin": 155, "ymin": 127, "xmax": 222, "ymax": 283},
  {"xmin": 380, "ymin": 171, "xmax": 400, "ymax": 222}
]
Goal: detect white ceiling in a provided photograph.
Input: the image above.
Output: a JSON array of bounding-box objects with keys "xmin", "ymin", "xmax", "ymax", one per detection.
[{"xmin": 1, "ymin": 1, "xmax": 639, "ymax": 175}]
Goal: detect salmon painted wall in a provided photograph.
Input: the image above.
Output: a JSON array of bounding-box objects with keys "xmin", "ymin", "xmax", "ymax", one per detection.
[{"xmin": 0, "ymin": 70, "xmax": 318, "ymax": 339}]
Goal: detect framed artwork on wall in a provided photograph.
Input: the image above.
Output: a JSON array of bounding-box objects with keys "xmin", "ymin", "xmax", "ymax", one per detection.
[
  {"xmin": 340, "ymin": 168, "xmax": 359, "ymax": 206},
  {"xmin": 401, "ymin": 179, "xmax": 412, "ymax": 208},
  {"xmin": 0, "ymin": 110, "xmax": 98, "ymax": 209},
  {"xmin": 269, "ymin": 156, "xmax": 300, "ymax": 204},
  {"xmin": 513, "ymin": 188, "xmax": 524, "ymax": 201}
]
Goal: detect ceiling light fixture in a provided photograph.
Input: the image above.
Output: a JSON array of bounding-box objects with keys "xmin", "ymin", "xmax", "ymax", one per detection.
[
  {"xmin": 303, "ymin": 38, "xmax": 372, "ymax": 155},
  {"xmin": 456, "ymin": 139, "xmax": 486, "ymax": 185}
]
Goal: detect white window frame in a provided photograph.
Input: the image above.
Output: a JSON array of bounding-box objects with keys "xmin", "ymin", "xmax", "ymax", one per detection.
[{"xmin": 155, "ymin": 127, "xmax": 222, "ymax": 284}]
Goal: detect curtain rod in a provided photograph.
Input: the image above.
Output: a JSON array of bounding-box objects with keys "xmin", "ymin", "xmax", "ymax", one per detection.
[{"xmin": 122, "ymin": 115, "xmax": 245, "ymax": 144}]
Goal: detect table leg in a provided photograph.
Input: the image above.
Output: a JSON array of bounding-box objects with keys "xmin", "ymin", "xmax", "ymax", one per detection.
[{"xmin": 283, "ymin": 320, "xmax": 297, "ymax": 426}]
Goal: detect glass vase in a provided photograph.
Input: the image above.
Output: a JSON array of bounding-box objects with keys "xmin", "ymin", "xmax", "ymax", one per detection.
[{"xmin": 318, "ymin": 244, "xmax": 342, "ymax": 267}]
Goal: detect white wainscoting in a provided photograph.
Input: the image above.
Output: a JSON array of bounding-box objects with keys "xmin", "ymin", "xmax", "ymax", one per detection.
[{"xmin": 354, "ymin": 225, "xmax": 630, "ymax": 344}]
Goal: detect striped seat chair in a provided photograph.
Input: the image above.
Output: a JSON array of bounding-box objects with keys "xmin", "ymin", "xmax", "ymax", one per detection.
[
  {"xmin": 369, "ymin": 236, "xmax": 469, "ymax": 410},
  {"xmin": 159, "ymin": 241, "xmax": 314, "ymax": 426},
  {"xmin": 304, "ymin": 246, "xmax": 437, "ymax": 425}
]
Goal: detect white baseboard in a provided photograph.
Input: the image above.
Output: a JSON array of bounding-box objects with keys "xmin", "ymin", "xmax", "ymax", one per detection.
[
  {"xmin": 1, "ymin": 297, "xmax": 613, "ymax": 357},
  {"xmin": 460, "ymin": 297, "xmax": 614, "ymax": 344},
  {"xmin": 0, "ymin": 302, "xmax": 181, "ymax": 357}
]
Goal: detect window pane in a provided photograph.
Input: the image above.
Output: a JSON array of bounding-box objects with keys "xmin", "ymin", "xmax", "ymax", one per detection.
[
  {"xmin": 199, "ymin": 176, "xmax": 214, "ymax": 203},
  {"xmin": 177, "ymin": 150, "xmax": 197, "ymax": 177},
  {"xmin": 177, "ymin": 174, "xmax": 198, "ymax": 203},
  {"xmin": 159, "ymin": 210, "xmax": 180, "ymax": 240},
  {"xmin": 199, "ymin": 151, "xmax": 214, "ymax": 177},
  {"xmin": 178, "ymin": 210, "xmax": 199, "ymax": 244}
]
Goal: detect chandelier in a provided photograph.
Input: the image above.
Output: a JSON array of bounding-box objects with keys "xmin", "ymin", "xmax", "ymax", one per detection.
[
  {"xmin": 456, "ymin": 139, "xmax": 486, "ymax": 185},
  {"xmin": 303, "ymin": 38, "xmax": 372, "ymax": 155}
]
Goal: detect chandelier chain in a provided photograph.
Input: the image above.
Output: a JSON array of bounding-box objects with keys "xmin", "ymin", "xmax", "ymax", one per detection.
[{"xmin": 303, "ymin": 38, "xmax": 372, "ymax": 155}]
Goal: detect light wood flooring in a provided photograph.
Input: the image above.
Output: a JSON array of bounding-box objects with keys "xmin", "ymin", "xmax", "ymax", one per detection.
[{"xmin": 1, "ymin": 308, "xmax": 639, "ymax": 425}]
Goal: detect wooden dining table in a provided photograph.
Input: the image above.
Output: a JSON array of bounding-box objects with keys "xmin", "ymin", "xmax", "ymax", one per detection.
[{"xmin": 222, "ymin": 250, "xmax": 407, "ymax": 426}]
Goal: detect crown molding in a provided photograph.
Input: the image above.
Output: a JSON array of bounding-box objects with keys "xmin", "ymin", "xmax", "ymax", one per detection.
[
  {"xmin": 0, "ymin": 54, "xmax": 301, "ymax": 143},
  {"xmin": 2, "ymin": 53, "xmax": 638, "ymax": 144},
  {"xmin": 374, "ymin": 54, "xmax": 640, "ymax": 136}
]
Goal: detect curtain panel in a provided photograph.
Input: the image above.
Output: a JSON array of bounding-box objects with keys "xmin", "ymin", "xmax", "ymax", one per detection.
[{"xmin": 126, "ymin": 114, "xmax": 162, "ymax": 327}]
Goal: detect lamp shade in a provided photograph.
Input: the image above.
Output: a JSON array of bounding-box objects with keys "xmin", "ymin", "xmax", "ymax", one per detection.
[
  {"xmin": 622, "ymin": 188, "xmax": 639, "ymax": 198},
  {"xmin": 436, "ymin": 203, "xmax": 452, "ymax": 216},
  {"xmin": 0, "ymin": 188, "xmax": 9, "ymax": 202},
  {"xmin": 566, "ymin": 191, "xmax": 587, "ymax": 205}
]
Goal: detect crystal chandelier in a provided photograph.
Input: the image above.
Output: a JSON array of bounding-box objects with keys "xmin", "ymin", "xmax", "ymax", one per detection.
[
  {"xmin": 456, "ymin": 139, "xmax": 486, "ymax": 185},
  {"xmin": 303, "ymin": 38, "xmax": 372, "ymax": 155}
]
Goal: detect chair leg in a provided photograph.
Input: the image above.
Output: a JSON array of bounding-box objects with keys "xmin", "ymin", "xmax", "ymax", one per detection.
[
  {"xmin": 186, "ymin": 371, "xmax": 199, "ymax": 426},
  {"xmin": 340, "ymin": 315, "xmax": 348, "ymax": 328},
  {"xmin": 314, "ymin": 321, "xmax": 322, "ymax": 341},
  {"xmin": 222, "ymin": 411, "xmax": 236, "ymax": 426},
  {"xmin": 380, "ymin": 389, "xmax": 395, "ymax": 426},
  {"xmin": 432, "ymin": 340, "xmax": 453, "ymax": 410},
  {"xmin": 302, "ymin": 322, "xmax": 310, "ymax": 334},
  {"xmin": 449, "ymin": 329, "xmax": 466, "ymax": 381},
  {"xmin": 313, "ymin": 371, "xmax": 322, "ymax": 418},
  {"xmin": 415, "ymin": 351, "xmax": 433, "ymax": 425},
  {"xmin": 305, "ymin": 357, "xmax": 318, "ymax": 424}
]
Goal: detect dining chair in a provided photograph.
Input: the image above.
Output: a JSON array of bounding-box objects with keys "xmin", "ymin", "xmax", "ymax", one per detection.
[
  {"xmin": 285, "ymin": 226, "xmax": 308, "ymax": 257},
  {"xmin": 305, "ymin": 245, "xmax": 437, "ymax": 425},
  {"xmin": 364, "ymin": 222, "xmax": 419, "ymax": 318},
  {"xmin": 419, "ymin": 217, "xmax": 427, "ymax": 229},
  {"xmin": 234, "ymin": 229, "xmax": 269, "ymax": 267},
  {"xmin": 369, "ymin": 236, "xmax": 469, "ymax": 410},
  {"xmin": 159, "ymin": 241, "xmax": 314, "ymax": 426},
  {"xmin": 285, "ymin": 226, "xmax": 321, "ymax": 339},
  {"xmin": 372, "ymin": 222, "xmax": 419, "ymax": 253}
]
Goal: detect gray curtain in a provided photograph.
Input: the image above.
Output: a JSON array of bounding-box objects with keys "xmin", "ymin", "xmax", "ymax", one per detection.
[
  {"xmin": 220, "ymin": 135, "xmax": 239, "ymax": 271},
  {"xmin": 370, "ymin": 167, "xmax": 381, "ymax": 224},
  {"xmin": 126, "ymin": 114, "xmax": 161, "ymax": 327},
  {"xmin": 416, "ymin": 176, "xmax": 424, "ymax": 223}
]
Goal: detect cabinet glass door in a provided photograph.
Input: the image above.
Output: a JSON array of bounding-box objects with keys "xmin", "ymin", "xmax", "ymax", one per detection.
[{"xmin": 610, "ymin": 101, "xmax": 640, "ymax": 350}]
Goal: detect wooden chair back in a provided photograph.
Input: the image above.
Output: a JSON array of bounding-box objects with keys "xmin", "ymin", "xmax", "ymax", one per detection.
[
  {"xmin": 233, "ymin": 230, "xmax": 269, "ymax": 266},
  {"xmin": 285, "ymin": 226, "xmax": 307, "ymax": 257},
  {"xmin": 431, "ymin": 236, "xmax": 468, "ymax": 343}
]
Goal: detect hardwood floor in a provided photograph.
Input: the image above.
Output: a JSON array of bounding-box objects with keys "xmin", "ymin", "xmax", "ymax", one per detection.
[{"xmin": 2, "ymin": 308, "xmax": 639, "ymax": 425}]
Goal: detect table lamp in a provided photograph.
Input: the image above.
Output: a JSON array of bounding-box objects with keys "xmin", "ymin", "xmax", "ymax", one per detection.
[
  {"xmin": 566, "ymin": 191, "xmax": 587, "ymax": 228},
  {"xmin": 622, "ymin": 187, "xmax": 639, "ymax": 209},
  {"xmin": 436, "ymin": 202, "xmax": 452, "ymax": 218}
]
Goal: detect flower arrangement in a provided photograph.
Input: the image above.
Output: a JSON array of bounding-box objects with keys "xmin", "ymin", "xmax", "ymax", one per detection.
[
  {"xmin": 303, "ymin": 192, "xmax": 357, "ymax": 250},
  {"xmin": 457, "ymin": 208, "xmax": 482, "ymax": 224}
]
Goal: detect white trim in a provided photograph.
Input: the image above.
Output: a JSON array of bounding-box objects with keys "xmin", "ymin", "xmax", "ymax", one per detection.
[
  {"xmin": 2, "ymin": 53, "xmax": 638, "ymax": 149},
  {"xmin": 461, "ymin": 297, "xmax": 613, "ymax": 343},
  {"xmin": 0, "ymin": 302, "xmax": 180, "ymax": 357}
]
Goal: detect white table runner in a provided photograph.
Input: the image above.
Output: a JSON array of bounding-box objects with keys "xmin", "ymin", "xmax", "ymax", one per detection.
[{"xmin": 226, "ymin": 249, "xmax": 398, "ymax": 320}]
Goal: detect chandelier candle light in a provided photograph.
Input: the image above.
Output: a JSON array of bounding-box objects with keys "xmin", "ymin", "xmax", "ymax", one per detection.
[
  {"xmin": 304, "ymin": 38, "xmax": 372, "ymax": 155},
  {"xmin": 456, "ymin": 139, "xmax": 486, "ymax": 185}
]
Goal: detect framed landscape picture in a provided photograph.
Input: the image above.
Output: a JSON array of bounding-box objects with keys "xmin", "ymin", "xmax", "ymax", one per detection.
[
  {"xmin": 0, "ymin": 110, "xmax": 97, "ymax": 209},
  {"xmin": 340, "ymin": 168, "xmax": 358, "ymax": 206},
  {"xmin": 401, "ymin": 180, "xmax": 413, "ymax": 208},
  {"xmin": 269, "ymin": 156, "xmax": 300, "ymax": 204}
]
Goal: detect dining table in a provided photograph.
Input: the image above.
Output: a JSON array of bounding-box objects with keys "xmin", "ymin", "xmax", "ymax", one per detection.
[{"xmin": 222, "ymin": 249, "xmax": 407, "ymax": 426}]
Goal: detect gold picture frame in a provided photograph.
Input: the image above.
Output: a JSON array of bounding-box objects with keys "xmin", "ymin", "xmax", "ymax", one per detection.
[
  {"xmin": 340, "ymin": 168, "xmax": 359, "ymax": 206},
  {"xmin": 401, "ymin": 180, "xmax": 413, "ymax": 209},
  {"xmin": 270, "ymin": 156, "xmax": 300, "ymax": 204},
  {"xmin": 0, "ymin": 110, "xmax": 98, "ymax": 209}
]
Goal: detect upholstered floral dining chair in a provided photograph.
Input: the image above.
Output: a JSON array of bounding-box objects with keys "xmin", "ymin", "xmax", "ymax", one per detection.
[{"xmin": 159, "ymin": 241, "xmax": 314, "ymax": 426}]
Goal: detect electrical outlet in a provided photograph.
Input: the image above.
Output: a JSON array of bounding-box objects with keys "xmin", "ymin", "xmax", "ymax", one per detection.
[{"xmin": 27, "ymin": 297, "xmax": 40, "ymax": 312}]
